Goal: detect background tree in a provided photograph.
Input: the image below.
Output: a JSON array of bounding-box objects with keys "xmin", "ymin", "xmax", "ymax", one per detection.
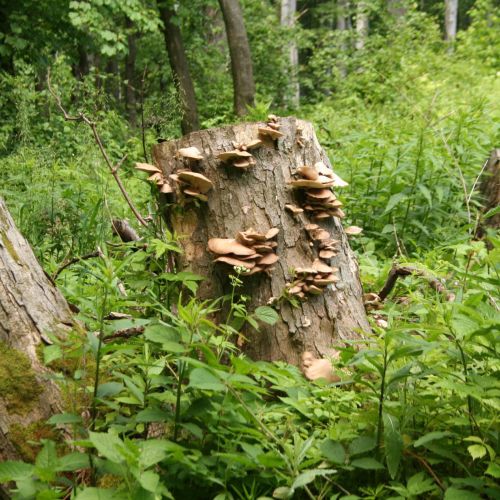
[
  {"xmin": 445, "ymin": 0, "xmax": 459, "ymax": 40},
  {"xmin": 281, "ymin": 0, "xmax": 300, "ymax": 106}
]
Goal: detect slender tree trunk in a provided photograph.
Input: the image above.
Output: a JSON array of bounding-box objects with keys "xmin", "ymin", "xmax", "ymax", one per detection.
[
  {"xmin": 337, "ymin": 0, "xmax": 350, "ymax": 78},
  {"xmin": 125, "ymin": 18, "xmax": 137, "ymax": 128},
  {"xmin": 157, "ymin": 3, "xmax": 200, "ymax": 134},
  {"xmin": 0, "ymin": 198, "xmax": 75, "ymax": 466},
  {"xmin": 105, "ymin": 57, "xmax": 120, "ymax": 102},
  {"xmin": 218, "ymin": 0, "xmax": 256, "ymax": 116},
  {"xmin": 153, "ymin": 117, "xmax": 370, "ymax": 365},
  {"xmin": 387, "ymin": 0, "xmax": 407, "ymax": 20},
  {"xmin": 355, "ymin": 1, "xmax": 369, "ymax": 50},
  {"xmin": 281, "ymin": 0, "xmax": 300, "ymax": 107},
  {"xmin": 74, "ymin": 42, "xmax": 90, "ymax": 80},
  {"xmin": 444, "ymin": 0, "xmax": 458, "ymax": 41}
]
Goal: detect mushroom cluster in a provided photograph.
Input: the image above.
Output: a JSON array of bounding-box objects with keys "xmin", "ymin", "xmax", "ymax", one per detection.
[
  {"xmin": 169, "ymin": 170, "xmax": 214, "ymax": 202},
  {"xmin": 258, "ymin": 114, "xmax": 284, "ymax": 141},
  {"xmin": 304, "ymin": 223, "xmax": 339, "ymax": 261},
  {"xmin": 208, "ymin": 227, "xmax": 280, "ymax": 275},
  {"xmin": 217, "ymin": 139, "xmax": 263, "ymax": 169},
  {"xmin": 289, "ymin": 161, "xmax": 348, "ymax": 221},
  {"xmin": 286, "ymin": 259, "xmax": 339, "ymax": 299},
  {"xmin": 135, "ymin": 162, "xmax": 174, "ymax": 194}
]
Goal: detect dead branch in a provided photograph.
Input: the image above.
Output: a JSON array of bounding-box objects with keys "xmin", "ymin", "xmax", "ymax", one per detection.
[
  {"xmin": 378, "ymin": 265, "xmax": 455, "ymax": 302},
  {"xmin": 47, "ymin": 69, "xmax": 148, "ymax": 228},
  {"xmin": 52, "ymin": 249, "xmax": 103, "ymax": 280},
  {"xmin": 112, "ymin": 218, "xmax": 141, "ymax": 242},
  {"xmin": 103, "ymin": 326, "xmax": 145, "ymax": 342}
]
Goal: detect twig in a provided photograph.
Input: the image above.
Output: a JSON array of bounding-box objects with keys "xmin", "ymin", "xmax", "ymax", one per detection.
[
  {"xmin": 103, "ymin": 326, "xmax": 145, "ymax": 343},
  {"xmin": 405, "ymin": 450, "xmax": 445, "ymax": 491},
  {"xmin": 47, "ymin": 69, "xmax": 148, "ymax": 227},
  {"xmin": 378, "ymin": 264, "xmax": 455, "ymax": 302},
  {"xmin": 52, "ymin": 250, "xmax": 102, "ymax": 280}
]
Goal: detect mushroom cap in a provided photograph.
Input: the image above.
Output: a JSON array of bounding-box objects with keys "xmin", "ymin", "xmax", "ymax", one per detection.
[
  {"xmin": 312, "ymin": 259, "xmax": 333, "ymax": 274},
  {"xmin": 177, "ymin": 171, "xmax": 213, "ymax": 194},
  {"xmin": 233, "ymin": 158, "xmax": 253, "ymax": 168},
  {"xmin": 147, "ymin": 172, "xmax": 164, "ymax": 184},
  {"xmin": 178, "ymin": 146, "xmax": 203, "ymax": 160},
  {"xmin": 253, "ymin": 244, "xmax": 273, "ymax": 253},
  {"xmin": 135, "ymin": 162, "xmax": 162, "ymax": 173},
  {"xmin": 208, "ymin": 238, "xmax": 256, "ymax": 256},
  {"xmin": 217, "ymin": 150, "xmax": 253, "ymax": 161},
  {"xmin": 245, "ymin": 139, "xmax": 264, "ymax": 150},
  {"xmin": 314, "ymin": 161, "xmax": 333, "ymax": 178},
  {"xmin": 285, "ymin": 204, "xmax": 304, "ymax": 214},
  {"xmin": 331, "ymin": 172, "xmax": 349, "ymax": 187},
  {"xmin": 242, "ymin": 229, "xmax": 267, "ymax": 242},
  {"xmin": 304, "ymin": 284, "xmax": 323, "ymax": 295},
  {"xmin": 258, "ymin": 127, "xmax": 284, "ymax": 140},
  {"xmin": 235, "ymin": 231, "xmax": 254, "ymax": 245},
  {"xmin": 306, "ymin": 188, "xmax": 334, "ymax": 200},
  {"xmin": 289, "ymin": 285, "xmax": 303, "ymax": 294},
  {"xmin": 290, "ymin": 179, "xmax": 326, "ymax": 189},
  {"xmin": 331, "ymin": 208, "xmax": 346, "ymax": 218},
  {"xmin": 267, "ymin": 114, "xmax": 278, "ymax": 122},
  {"xmin": 313, "ymin": 274, "xmax": 339, "ymax": 286},
  {"xmin": 313, "ymin": 212, "xmax": 332, "ymax": 220},
  {"xmin": 183, "ymin": 188, "xmax": 208, "ymax": 202},
  {"xmin": 344, "ymin": 225, "xmax": 363, "ymax": 235},
  {"xmin": 160, "ymin": 182, "xmax": 173, "ymax": 194},
  {"xmin": 304, "ymin": 223, "xmax": 319, "ymax": 231},
  {"xmin": 295, "ymin": 267, "xmax": 317, "ymax": 275},
  {"xmin": 265, "ymin": 227, "xmax": 279, "ymax": 240},
  {"xmin": 310, "ymin": 228, "xmax": 331, "ymax": 241},
  {"xmin": 214, "ymin": 256, "xmax": 255, "ymax": 270},
  {"xmin": 298, "ymin": 166, "xmax": 319, "ymax": 181},
  {"xmin": 319, "ymin": 249, "xmax": 336, "ymax": 259},
  {"xmin": 246, "ymin": 265, "xmax": 265, "ymax": 275},
  {"xmin": 258, "ymin": 253, "xmax": 279, "ymax": 266}
]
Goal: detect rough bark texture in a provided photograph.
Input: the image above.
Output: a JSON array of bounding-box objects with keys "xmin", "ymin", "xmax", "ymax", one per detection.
[
  {"xmin": 158, "ymin": 4, "xmax": 200, "ymax": 134},
  {"xmin": 218, "ymin": 0, "xmax": 256, "ymax": 116},
  {"xmin": 0, "ymin": 198, "xmax": 75, "ymax": 464},
  {"xmin": 445, "ymin": 0, "xmax": 458, "ymax": 41},
  {"xmin": 280, "ymin": 0, "xmax": 300, "ymax": 107},
  {"xmin": 479, "ymin": 148, "xmax": 500, "ymax": 229},
  {"xmin": 153, "ymin": 117, "xmax": 370, "ymax": 365}
]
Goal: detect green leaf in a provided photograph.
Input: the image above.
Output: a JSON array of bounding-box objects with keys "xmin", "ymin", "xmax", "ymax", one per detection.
[
  {"xmin": 444, "ymin": 487, "xmax": 482, "ymax": 500},
  {"xmin": 413, "ymin": 431, "xmax": 451, "ymax": 447},
  {"xmin": 254, "ymin": 306, "xmax": 279, "ymax": 325},
  {"xmin": 56, "ymin": 452, "xmax": 90, "ymax": 471},
  {"xmin": 139, "ymin": 439, "xmax": 174, "ymax": 468},
  {"xmin": 350, "ymin": 458, "xmax": 385, "ymax": 470},
  {"xmin": 188, "ymin": 367, "xmax": 225, "ymax": 391},
  {"xmin": 144, "ymin": 323, "xmax": 180, "ymax": 344},
  {"xmin": 384, "ymin": 193, "xmax": 406, "ymax": 214},
  {"xmin": 417, "ymin": 184, "xmax": 432, "ymax": 206},
  {"xmin": 136, "ymin": 408, "xmax": 169, "ymax": 422},
  {"xmin": 467, "ymin": 444, "xmax": 487, "ymax": 460},
  {"xmin": 483, "ymin": 206, "xmax": 500, "ymax": 220},
  {"xmin": 88, "ymin": 432, "xmax": 124, "ymax": 464},
  {"xmin": 96, "ymin": 382, "xmax": 124, "ymax": 399},
  {"xmin": 43, "ymin": 344, "xmax": 62, "ymax": 365},
  {"xmin": 485, "ymin": 461, "xmax": 500, "ymax": 478},
  {"xmin": 139, "ymin": 470, "xmax": 159, "ymax": 492},
  {"xmin": 74, "ymin": 487, "xmax": 121, "ymax": 499},
  {"xmin": 35, "ymin": 440, "xmax": 58, "ymax": 482},
  {"xmin": 0, "ymin": 461, "xmax": 33, "ymax": 482},
  {"xmin": 383, "ymin": 413, "xmax": 403, "ymax": 479},
  {"xmin": 273, "ymin": 486, "xmax": 293, "ymax": 499},
  {"xmin": 291, "ymin": 469, "xmax": 336, "ymax": 490},
  {"xmin": 48, "ymin": 412, "xmax": 83, "ymax": 425},
  {"xmin": 348, "ymin": 436, "xmax": 376, "ymax": 456},
  {"xmin": 321, "ymin": 439, "xmax": 346, "ymax": 465}
]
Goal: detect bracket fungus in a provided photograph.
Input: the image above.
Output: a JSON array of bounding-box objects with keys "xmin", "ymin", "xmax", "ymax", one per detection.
[
  {"xmin": 208, "ymin": 227, "xmax": 280, "ymax": 275},
  {"xmin": 217, "ymin": 139, "xmax": 263, "ymax": 169},
  {"xmin": 258, "ymin": 114, "xmax": 284, "ymax": 142},
  {"xmin": 177, "ymin": 146, "xmax": 204, "ymax": 162},
  {"xmin": 168, "ymin": 170, "xmax": 213, "ymax": 202},
  {"xmin": 286, "ymin": 259, "xmax": 340, "ymax": 300},
  {"xmin": 135, "ymin": 162, "xmax": 174, "ymax": 194},
  {"xmin": 289, "ymin": 161, "xmax": 348, "ymax": 221},
  {"xmin": 304, "ymin": 224, "xmax": 340, "ymax": 263}
]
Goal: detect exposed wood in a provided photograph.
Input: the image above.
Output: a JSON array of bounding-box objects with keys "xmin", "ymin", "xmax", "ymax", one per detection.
[
  {"xmin": 153, "ymin": 117, "xmax": 370, "ymax": 365},
  {"xmin": 0, "ymin": 198, "xmax": 75, "ymax": 465},
  {"xmin": 218, "ymin": 0, "xmax": 256, "ymax": 116},
  {"xmin": 158, "ymin": 3, "xmax": 200, "ymax": 134}
]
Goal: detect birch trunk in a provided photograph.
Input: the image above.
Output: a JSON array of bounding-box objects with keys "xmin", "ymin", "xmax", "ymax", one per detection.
[
  {"xmin": 355, "ymin": 1, "xmax": 369, "ymax": 50},
  {"xmin": 153, "ymin": 117, "xmax": 370, "ymax": 365},
  {"xmin": 0, "ymin": 198, "xmax": 75, "ymax": 464},
  {"xmin": 445, "ymin": 0, "xmax": 458, "ymax": 41},
  {"xmin": 281, "ymin": 0, "xmax": 300, "ymax": 107}
]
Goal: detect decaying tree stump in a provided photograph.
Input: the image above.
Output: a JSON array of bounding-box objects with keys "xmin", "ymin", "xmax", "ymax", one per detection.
[
  {"xmin": 153, "ymin": 117, "xmax": 370, "ymax": 364},
  {"xmin": 0, "ymin": 198, "xmax": 75, "ymax": 464}
]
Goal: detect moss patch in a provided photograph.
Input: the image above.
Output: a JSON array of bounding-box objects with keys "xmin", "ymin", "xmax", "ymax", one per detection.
[
  {"xmin": 9, "ymin": 421, "xmax": 56, "ymax": 462},
  {"xmin": 1, "ymin": 230, "xmax": 22, "ymax": 264},
  {"xmin": 0, "ymin": 342, "xmax": 43, "ymax": 415}
]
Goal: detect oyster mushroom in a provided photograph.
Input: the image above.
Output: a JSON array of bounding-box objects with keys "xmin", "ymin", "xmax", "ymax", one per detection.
[
  {"xmin": 177, "ymin": 146, "xmax": 204, "ymax": 161},
  {"xmin": 208, "ymin": 238, "xmax": 257, "ymax": 256},
  {"xmin": 177, "ymin": 171, "xmax": 213, "ymax": 194},
  {"xmin": 135, "ymin": 162, "xmax": 162, "ymax": 174}
]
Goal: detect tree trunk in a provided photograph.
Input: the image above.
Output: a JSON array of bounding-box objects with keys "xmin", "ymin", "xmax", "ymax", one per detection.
[
  {"xmin": 479, "ymin": 148, "xmax": 500, "ymax": 231},
  {"xmin": 218, "ymin": 0, "xmax": 256, "ymax": 116},
  {"xmin": 0, "ymin": 198, "xmax": 75, "ymax": 465},
  {"xmin": 125, "ymin": 18, "xmax": 137, "ymax": 128},
  {"xmin": 158, "ymin": 3, "xmax": 200, "ymax": 134},
  {"xmin": 152, "ymin": 117, "xmax": 370, "ymax": 365},
  {"xmin": 337, "ymin": 0, "xmax": 350, "ymax": 78},
  {"xmin": 444, "ymin": 0, "xmax": 458, "ymax": 41},
  {"xmin": 281, "ymin": 0, "xmax": 300, "ymax": 107},
  {"xmin": 355, "ymin": 1, "xmax": 369, "ymax": 50},
  {"xmin": 387, "ymin": 0, "xmax": 407, "ymax": 20}
]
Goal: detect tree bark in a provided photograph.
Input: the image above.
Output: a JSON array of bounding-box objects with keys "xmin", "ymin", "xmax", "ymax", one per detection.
[
  {"xmin": 125, "ymin": 18, "xmax": 137, "ymax": 128},
  {"xmin": 337, "ymin": 0, "xmax": 350, "ymax": 78},
  {"xmin": 387, "ymin": 0, "xmax": 407, "ymax": 20},
  {"xmin": 218, "ymin": 0, "xmax": 256, "ymax": 116},
  {"xmin": 153, "ymin": 117, "xmax": 370, "ymax": 365},
  {"xmin": 355, "ymin": 1, "xmax": 369, "ymax": 50},
  {"xmin": 281, "ymin": 0, "xmax": 300, "ymax": 107},
  {"xmin": 0, "ymin": 198, "xmax": 75, "ymax": 464},
  {"xmin": 444, "ymin": 0, "xmax": 458, "ymax": 41},
  {"xmin": 157, "ymin": 3, "xmax": 200, "ymax": 134},
  {"xmin": 479, "ymin": 148, "xmax": 500, "ymax": 231}
]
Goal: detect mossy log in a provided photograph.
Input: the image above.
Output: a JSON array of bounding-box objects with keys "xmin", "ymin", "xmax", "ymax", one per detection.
[
  {"xmin": 153, "ymin": 117, "xmax": 370, "ymax": 364},
  {"xmin": 0, "ymin": 198, "xmax": 75, "ymax": 465}
]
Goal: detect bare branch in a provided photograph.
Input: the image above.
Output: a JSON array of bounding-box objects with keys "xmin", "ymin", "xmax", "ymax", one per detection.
[{"xmin": 52, "ymin": 250, "xmax": 102, "ymax": 280}]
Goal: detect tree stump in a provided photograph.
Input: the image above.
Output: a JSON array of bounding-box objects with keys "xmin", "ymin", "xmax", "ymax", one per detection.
[
  {"xmin": 0, "ymin": 198, "xmax": 75, "ymax": 464},
  {"xmin": 153, "ymin": 117, "xmax": 370, "ymax": 365},
  {"xmin": 479, "ymin": 148, "xmax": 500, "ymax": 229}
]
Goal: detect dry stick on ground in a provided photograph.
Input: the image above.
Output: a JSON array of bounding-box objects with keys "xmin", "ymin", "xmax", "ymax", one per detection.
[
  {"xmin": 46, "ymin": 69, "xmax": 148, "ymax": 228},
  {"xmin": 378, "ymin": 264, "xmax": 456, "ymax": 302}
]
